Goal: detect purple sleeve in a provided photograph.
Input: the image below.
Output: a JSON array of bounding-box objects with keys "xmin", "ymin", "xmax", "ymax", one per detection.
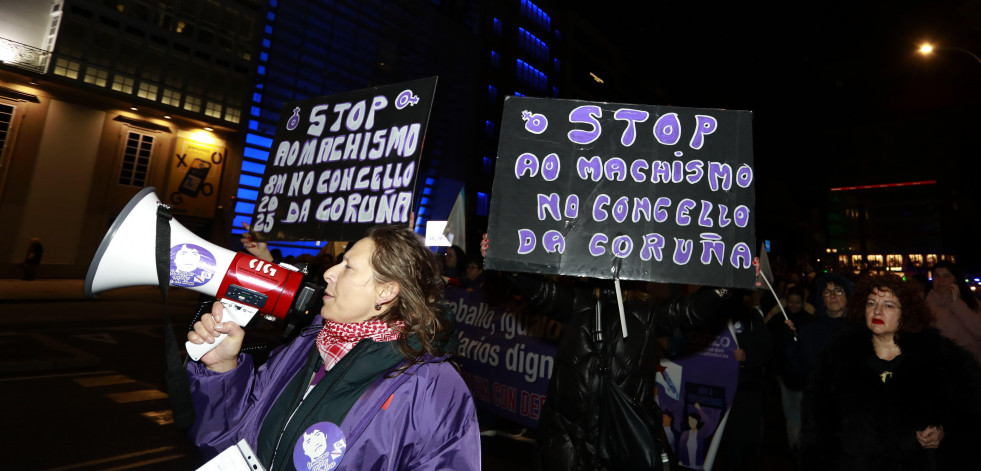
[{"xmin": 186, "ymin": 354, "xmax": 258, "ymax": 457}]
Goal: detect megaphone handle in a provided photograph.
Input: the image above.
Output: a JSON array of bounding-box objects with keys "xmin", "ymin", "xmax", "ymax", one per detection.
[
  {"xmin": 186, "ymin": 333, "xmax": 228, "ymax": 362},
  {"xmin": 184, "ymin": 301, "xmax": 258, "ymax": 362}
]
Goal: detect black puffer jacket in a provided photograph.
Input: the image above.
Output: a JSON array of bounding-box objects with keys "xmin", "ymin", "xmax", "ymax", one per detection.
[{"xmin": 512, "ymin": 274, "xmax": 725, "ymax": 471}]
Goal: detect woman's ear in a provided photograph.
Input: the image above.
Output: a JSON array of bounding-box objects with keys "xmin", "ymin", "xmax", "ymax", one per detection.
[{"xmin": 377, "ymin": 281, "xmax": 400, "ymax": 305}]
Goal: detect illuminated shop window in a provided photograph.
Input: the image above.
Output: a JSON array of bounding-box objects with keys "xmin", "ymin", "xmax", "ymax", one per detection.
[
  {"xmin": 137, "ymin": 81, "xmax": 158, "ymax": 100},
  {"xmin": 83, "ymin": 66, "xmax": 109, "ymax": 87}
]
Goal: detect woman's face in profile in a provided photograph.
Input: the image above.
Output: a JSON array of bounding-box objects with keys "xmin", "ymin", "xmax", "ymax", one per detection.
[{"xmin": 321, "ymin": 238, "xmax": 383, "ymax": 323}]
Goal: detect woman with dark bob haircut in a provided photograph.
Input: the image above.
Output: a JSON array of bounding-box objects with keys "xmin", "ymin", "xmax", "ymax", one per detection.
[
  {"xmin": 186, "ymin": 225, "xmax": 480, "ymax": 470},
  {"xmin": 801, "ymin": 274, "xmax": 981, "ymax": 471}
]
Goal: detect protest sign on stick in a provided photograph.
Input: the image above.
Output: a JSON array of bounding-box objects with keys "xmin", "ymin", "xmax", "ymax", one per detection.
[
  {"xmin": 486, "ymin": 96, "xmax": 756, "ymax": 289},
  {"xmin": 251, "ymin": 77, "xmax": 438, "ymax": 242}
]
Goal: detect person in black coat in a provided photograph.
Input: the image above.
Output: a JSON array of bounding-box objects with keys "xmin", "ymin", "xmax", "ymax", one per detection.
[
  {"xmin": 801, "ymin": 274, "xmax": 981, "ymax": 471},
  {"xmin": 510, "ymin": 273, "xmax": 728, "ymax": 471}
]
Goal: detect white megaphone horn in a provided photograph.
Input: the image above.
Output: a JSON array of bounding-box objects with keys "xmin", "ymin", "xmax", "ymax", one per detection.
[{"xmin": 85, "ymin": 187, "xmax": 320, "ymax": 361}]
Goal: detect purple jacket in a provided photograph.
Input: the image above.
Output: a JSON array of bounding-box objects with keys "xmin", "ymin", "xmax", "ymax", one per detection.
[{"xmin": 187, "ymin": 320, "xmax": 481, "ymax": 470}]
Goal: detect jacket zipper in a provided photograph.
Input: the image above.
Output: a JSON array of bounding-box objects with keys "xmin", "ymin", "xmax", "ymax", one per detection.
[{"xmin": 267, "ymin": 342, "xmax": 368, "ymax": 470}]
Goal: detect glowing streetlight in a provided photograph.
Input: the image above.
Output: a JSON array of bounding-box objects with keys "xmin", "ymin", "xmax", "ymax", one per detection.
[{"xmin": 917, "ymin": 42, "xmax": 981, "ymax": 66}]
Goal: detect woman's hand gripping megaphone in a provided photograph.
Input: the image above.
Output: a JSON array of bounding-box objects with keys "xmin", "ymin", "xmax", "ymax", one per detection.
[{"xmin": 186, "ymin": 301, "xmax": 248, "ymax": 371}]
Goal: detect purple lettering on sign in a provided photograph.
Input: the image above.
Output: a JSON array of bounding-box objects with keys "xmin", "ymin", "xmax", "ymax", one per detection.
[
  {"xmin": 718, "ymin": 204, "xmax": 732, "ymax": 228},
  {"xmin": 673, "ymin": 238, "xmax": 694, "ymax": 265},
  {"xmin": 564, "ymin": 194, "xmax": 580, "ymax": 219},
  {"xmin": 676, "ymin": 198, "xmax": 696, "ymax": 226},
  {"xmin": 736, "ymin": 164, "xmax": 754, "ymax": 188},
  {"xmin": 698, "ymin": 200, "xmax": 714, "ymax": 227},
  {"xmin": 614, "ymin": 108, "xmax": 649, "ymax": 147},
  {"xmin": 577, "ymin": 156, "xmax": 603, "ymax": 182},
  {"xmin": 538, "ymin": 193, "xmax": 561, "ymax": 221},
  {"xmin": 653, "ymin": 113, "xmax": 682, "ymax": 146},
  {"xmin": 632, "ymin": 197, "xmax": 651, "ymax": 223},
  {"xmin": 612, "ymin": 235, "xmax": 633, "ymax": 258},
  {"xmin": 734, "ymin": 205, "xmax": 750, "ymax": 228},
  {"xmin": 605, "ymin": 157, "xmax": 627, "ymax": 181},
  {"xmin": 654, "ymin": 197, "xmax": 671, "ymax": 223},
  {"xmin": 568, "ymin": 105, "xmax": 602, "ymax": 145},
  {"xmin": 630, "ymin": 159, "xmax": 648, "ymax": 183},
  {"xmin": 708, "ymin": 162, "xmax": 732, "ymax": 191},
  {"xmin": 685, "ymin": 160, "xmax": 705, "ymax": 184},
  {"xmin": 593, "ymin": 194, "xmax": 610, "ymax": 221},
  {"xmin": 522, "ymin": 111, "xmax": 549, "ymax": 134},
  {"xmin": 640, "ymin": 233, "xmax": 666, "ymax": 262},
  {"xmin": 515, "ymin": 153, "xmax": 540, "ymax": 179},
  {"xmin": 518, "ymin": 229, "xmax": 536, "ymax": 254},
  {"xmin": 730, "ymin": 242, "xmax": 754, "ymax": 268},
  {"xmin": 612, "ymin": 196, "xmax": 629, "ymax": 223},
  {"xmin": 690, "ymin": 115, "xmax": 718, "ymax": 150},
  {"xmin": 699, "ymin": 233, "xmax": 724, "ymax": 265},
  {"xmin": 652, "ymin": 161, "xmax": 671, "ymax": 183},
  {"xmin": 589, "ymin": 233, "xmax": 607, "ymax": 256},
  {"xmin": 542, "ymin": 153, "xmax": 561, "ymax": 181},
  {"xmin": 543, "ymin": 230, "xmax": 566, "ymax": 253}
]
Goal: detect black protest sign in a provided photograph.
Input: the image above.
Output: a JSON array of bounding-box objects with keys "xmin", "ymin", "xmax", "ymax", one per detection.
[
  {"xmin": 485, "ymin": 96, "xmax": 756, "ymax": 289},
  {"xmin": 251, "ymin": 77, "xmax": 438, "ymax": 241}
]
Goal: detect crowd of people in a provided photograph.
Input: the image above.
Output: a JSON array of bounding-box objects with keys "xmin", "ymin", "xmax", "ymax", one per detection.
[{"xmin": 183, "ymin": 225, "xmax": 981, "ymax": 470}]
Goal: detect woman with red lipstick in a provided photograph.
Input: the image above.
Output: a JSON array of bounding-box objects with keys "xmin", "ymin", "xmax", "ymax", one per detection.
[
  {"xmin": 800, "ymin": 274, "xmax": 981, "ymax": 471},
  {"xmin": 185, "ymin": 225, "xmax": 480, "ymax": 470}
]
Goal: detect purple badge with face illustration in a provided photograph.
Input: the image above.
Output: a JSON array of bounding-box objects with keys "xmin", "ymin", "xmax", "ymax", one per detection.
[
  {"xmin": 169, "ymin": 243, "xmax": 216, "ymax": 288},
  {"xmin": 294, "ymin": 422, "xmax": 346, "ymax": 471}
]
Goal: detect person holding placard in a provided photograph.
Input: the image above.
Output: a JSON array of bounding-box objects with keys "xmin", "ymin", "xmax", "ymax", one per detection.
[
  {"xmin": 480, "ymin": 235, "xmax": 729, "ymax": 470},
  {"xmin": 186, "ymin": 225, "xmax": 480, "ymax": 470}
]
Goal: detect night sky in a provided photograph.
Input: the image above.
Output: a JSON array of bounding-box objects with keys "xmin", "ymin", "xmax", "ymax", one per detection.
[{"xmin": 576, "ymin": 0, "xmax": 981, "ymax": 268}]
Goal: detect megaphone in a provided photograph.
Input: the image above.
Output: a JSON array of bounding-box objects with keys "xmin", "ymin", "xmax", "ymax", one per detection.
[{"xmin": 85, "ymin": 187, "xmax": 321, "ymax": 361}]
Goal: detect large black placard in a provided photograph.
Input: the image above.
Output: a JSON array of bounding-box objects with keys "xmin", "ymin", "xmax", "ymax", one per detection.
[
  {"xmin": 486, "ymin": 96, "xmax": 756, "ymax": 289},
  {"xmin": 251, "ymin": 77, "xmax": 437, "ymax": 241}
]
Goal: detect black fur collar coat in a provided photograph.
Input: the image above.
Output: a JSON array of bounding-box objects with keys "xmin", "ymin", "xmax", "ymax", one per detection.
[{"xmin": 801, "ymin": 326, "xmax": 981, "ymax": 471}]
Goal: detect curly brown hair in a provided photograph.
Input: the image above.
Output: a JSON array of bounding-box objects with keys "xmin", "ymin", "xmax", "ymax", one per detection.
[
  {"xmin": 847, "ymin": 274, "xmax": 934, "ymax": 335},
  {"xmin": 365, "ymin": 225, "xmax": 451, "ymax": 361}
]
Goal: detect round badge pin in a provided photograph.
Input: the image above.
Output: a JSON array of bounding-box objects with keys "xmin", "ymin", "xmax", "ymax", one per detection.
[{"xmin": 294, "ymin": 422, "xmax": 346, "ymax": 471}]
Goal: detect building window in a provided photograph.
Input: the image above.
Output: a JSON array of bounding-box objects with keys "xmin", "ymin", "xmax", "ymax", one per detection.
[
  {"xmin": 184, "ymin": 95, "xmax": 202, "ymax": 112},
  {"xmin": 482, "ymin": 156, "xmax": 493, "ymax": 176},
  {"xmin": 52, "ymin": 58, "xmax": 81, "ymax": 79},
  {"xmin": 490, "ymin": 50, "xmax": 500, "ymax": 69},
  {"xmin": 118, "ymin": 131, "xmax": 153, "ymax": 187},
  {"xmin": 518, "ymin": 27, "xmax": 548, "ymax": 62},
  {"xmin": 137, "ymin": 81, "xmax": 158, "ymax": 100},
  {"xmin": 485, "ymin": 120, "xmax": 496, "ymax": 138},
  {"xmin": 520, "ymin": 0, "xmax": 550, "ymax": 30},
  {"xmin": 476, "ymin": 192, "xmax": 489, "ymax": 216},
  {"xmin": 111, "ymin": 74, "xmax": 135, "ymax": 94},
  {"xmin": 84, "ymin": 66, "xmax": 109, "ymax": 87},
  {"xmin": 516, "ymin": 59, "xmax": 547, "ymax": 93},
  {"xmin": 493, "ymin": 18, "xmax": 502, "ymax": 36},
  {"xmin": 161, "ymin": 88, "xmax": 181, "ymax": 106},
  {"xmin": 0, "ymin": 103, "xmax": 14, "ymax": 170},
  {"xmin": 488, "ymin": 84, "xmax": 498, "ymax": 104},
  {"xmin": 205, "ymin": 101, "xmax": 223, "ymax": 118},
  {"xmin": 225, "ymin": 107, "xmax": 241, "ymax": 123}
]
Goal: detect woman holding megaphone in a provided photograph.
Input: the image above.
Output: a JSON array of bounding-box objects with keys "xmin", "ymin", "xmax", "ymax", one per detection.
[{"xmin": 186, "ymin": 224, "xmax": 480, "ymax": 470}]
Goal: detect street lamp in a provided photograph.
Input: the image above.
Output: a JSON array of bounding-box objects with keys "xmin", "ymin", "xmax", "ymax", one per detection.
[{"xmin": 917, "ymin": 42, "xmax": 981, "ymax": 66}]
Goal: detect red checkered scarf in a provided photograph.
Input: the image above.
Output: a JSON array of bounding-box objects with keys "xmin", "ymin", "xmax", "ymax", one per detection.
[{"xmin": 316, "ymin": 319, "xmax": 404, "ymax": 370}]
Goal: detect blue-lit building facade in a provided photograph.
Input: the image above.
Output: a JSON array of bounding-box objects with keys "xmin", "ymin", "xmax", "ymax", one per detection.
[{"xmin": 0, "ymin": 0, "xmax": 656, "ymax": 277}]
